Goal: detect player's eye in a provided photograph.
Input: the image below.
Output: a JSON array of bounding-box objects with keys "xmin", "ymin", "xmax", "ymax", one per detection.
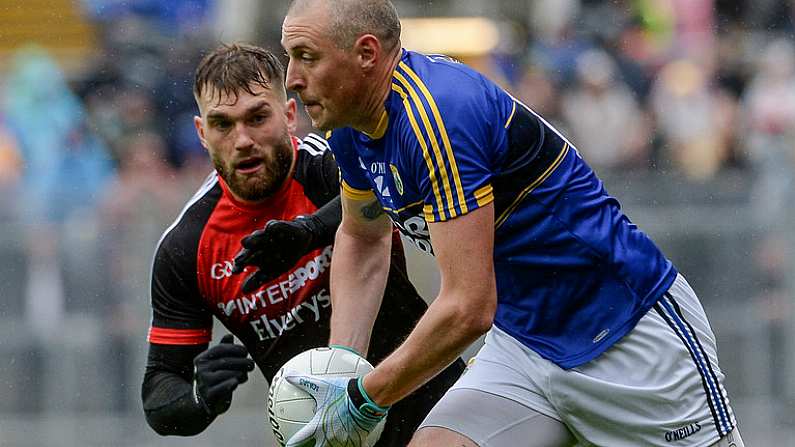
[
  {"xmin": 250, "ymin": 114, "xmax": 268, "ymax": 125},
  {"xmin": 212, "ymin": 120, "xmax": 232, "ymax": 131}
]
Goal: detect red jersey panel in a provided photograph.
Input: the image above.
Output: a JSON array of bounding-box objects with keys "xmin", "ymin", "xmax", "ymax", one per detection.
[
  {"xmin": 148, "ymin": 136, "xmax": 340, "ymax": 354},
  {"xmin": 196, "ymin": 172, "xmax": 331, "ymax": 341},
  {"xmin": 147, "ymin": 133, "xmax": 429, "ymax": 379}
]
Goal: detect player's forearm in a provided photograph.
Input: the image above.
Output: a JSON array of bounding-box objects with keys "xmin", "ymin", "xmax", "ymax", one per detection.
[
  {"xmin": 364, "ymin": 286, "xmax": 495, "ymax": 407},
  {"xmin": 142, "ymin": 368, "xmax": 215, "ymax": 436},
  {"xmin": 328, "ymin": 227, "xmax": 392, "ymax": 356}
]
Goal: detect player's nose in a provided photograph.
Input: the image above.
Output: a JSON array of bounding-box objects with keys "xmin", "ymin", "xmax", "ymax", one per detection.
[
  {"xmin": 285, "ymin": 61, "xmax": 305, "ymax": 92},
  {"xmin": 233, "ymin": 123, "xmax": 255, "ymax": 151}
]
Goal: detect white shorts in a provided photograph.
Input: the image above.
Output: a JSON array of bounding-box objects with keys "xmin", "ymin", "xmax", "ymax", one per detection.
[{"xmin": 420, "ymin": 274, "xmax": 737, "ymax": 446}]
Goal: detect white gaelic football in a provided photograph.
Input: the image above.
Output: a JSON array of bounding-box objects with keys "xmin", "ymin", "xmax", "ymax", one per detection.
[{"xmin": 267, "ymin": 347, "xmax": 387, "ymax": 447}]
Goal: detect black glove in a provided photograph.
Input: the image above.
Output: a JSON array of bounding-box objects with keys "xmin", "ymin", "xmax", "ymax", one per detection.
[
  {"xmin": 192, "ymin": 334, "xmax": 255, "ymax": 416},
  {"xmin": 233, "ymin": 216, "xmax": 321, "ymax": 293}
]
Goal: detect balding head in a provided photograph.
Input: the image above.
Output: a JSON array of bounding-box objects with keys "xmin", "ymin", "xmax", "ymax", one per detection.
[{"xmin": 287, "ymin": 0, "xmax": 401, "ymax": 51}]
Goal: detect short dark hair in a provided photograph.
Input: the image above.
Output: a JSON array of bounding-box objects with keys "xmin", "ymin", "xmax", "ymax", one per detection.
[
  {"xmin": 193, "ymin": 43, "xmax": 285, "ymax": 106},
  {"xmin": 288, "ymin": 0, "xmax": 401, "ymax": 50}
]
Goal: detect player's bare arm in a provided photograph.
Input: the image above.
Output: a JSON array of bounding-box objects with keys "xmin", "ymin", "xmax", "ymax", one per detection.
[
  {"xmin": 363, "ymin": 203, "xmax": 497, "ymax": 407},
  {"xmin": 328, "ymin": 188, "xmax": 393, "ymax": 356}
]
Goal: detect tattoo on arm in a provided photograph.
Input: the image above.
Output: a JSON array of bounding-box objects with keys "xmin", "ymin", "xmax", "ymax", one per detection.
[{"xmin": 361, "ymin": 200, "xmax": 384, "ymax": 220}]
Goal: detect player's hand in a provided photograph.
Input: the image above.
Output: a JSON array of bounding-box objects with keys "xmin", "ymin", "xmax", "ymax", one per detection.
[
  {"xmin": 193, "ymin": 334, "xmax": 255, "ymax": 416},
  {"xmin": 284, "ymin": 373, "xmax": 388, "ymax": 447},
  {"xmin": 233, "ymin": 217, "xmax": 315, "ymax": 293}
]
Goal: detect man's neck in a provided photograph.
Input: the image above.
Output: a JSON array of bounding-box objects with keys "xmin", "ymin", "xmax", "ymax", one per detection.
[{"xmin": 353, "ymin": 45, "xmax": 402, "ymax": 135}]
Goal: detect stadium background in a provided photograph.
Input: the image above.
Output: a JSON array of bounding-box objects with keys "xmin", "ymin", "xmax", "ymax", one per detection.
[{"xmin": 0, "ymin": 0, "xmax": 794, "ymax": 445}]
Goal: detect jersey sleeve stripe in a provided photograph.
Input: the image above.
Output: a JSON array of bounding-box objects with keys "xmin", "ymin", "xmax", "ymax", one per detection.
[
  {"xmin": 423, "ymin": 204, "xmax": 437, "ymax": 222},
  {"xmin": 393, "ymin": 70, "xmax": 455, "ymax": 220},
  {"xmin": 474, "ymin": 184, "xmax": 494, "ymax": 207},
  {"xmin": 148, "ymin": 327, "xmax": 212, "ymax": 345},
  {"xmin": 495, "ymin": 142, "xmax": 569, "ymax": 228},
  {"xmin": 303, "ymin": 133, "xmax": 331, "ymax": 151},
  {"xmin": 299, "ymin": 139, "xmax": 325, "ymax": 156},
  {"xmin": 299, "ymin": 139, "xmax": 324, "ymax": 156},
  {"xmin": 395, "ymin": 71, "xmax": 457, "ymax": 218},
  {"xmin": 392, "ymin": 82, "xmax": 446, "ymax": 222},
  {"xmin": 151, "ymin": 172, "xmax": 218, "ymax": 272},
  {"xmin": 398, "ymin": 62, "xmax": 469, "ymax": 217},
  {"xmin": 342, "ymin": 180, "xmax": 376, "ymax": 200}
]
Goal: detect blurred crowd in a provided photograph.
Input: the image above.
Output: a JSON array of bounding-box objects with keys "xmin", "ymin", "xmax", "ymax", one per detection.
[{"xmin": 0, "ymin": 0, "xmax": 794, "ymax": 417}]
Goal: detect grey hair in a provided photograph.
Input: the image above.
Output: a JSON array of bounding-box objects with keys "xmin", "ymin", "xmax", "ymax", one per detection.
[{"xmin": 288, "ymin": 0, "xmax": 401, "ymax": 50}]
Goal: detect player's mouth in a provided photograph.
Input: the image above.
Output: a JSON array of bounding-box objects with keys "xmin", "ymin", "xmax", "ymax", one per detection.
[{"xmin": 235, "ymin": 157, "xmax": 265, "ymax": 175}]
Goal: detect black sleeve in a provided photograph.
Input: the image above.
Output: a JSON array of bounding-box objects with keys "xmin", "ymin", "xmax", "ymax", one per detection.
[
  {"xmin": 294, "ymin": 133, "xmax": 341, "ymax": 208},
  {"xmin": 143, "ymin": 192, "xmax": 218, "ymax": 436},
  {"xmin": 303, "ymin": 195, "xmax": 342, "ymax": 249},
  {"xmin": 144, "ymin": 236, "xmax": 213, "ymax": 436},
  {"xmin": 150, "ymin": 230, "xmax": 213, "ymax": 331},
  {"xmin": 142, "ymin": 343, "xmax": 215, "ymax": 436}
]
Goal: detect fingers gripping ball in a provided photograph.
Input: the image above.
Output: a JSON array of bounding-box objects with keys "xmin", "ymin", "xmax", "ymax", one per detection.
[{"xmin": 267, "ymin": 347, "xmax": 387, "ymax": 447}]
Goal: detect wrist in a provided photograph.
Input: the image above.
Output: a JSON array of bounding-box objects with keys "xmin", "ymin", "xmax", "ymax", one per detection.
[
  {"xmin": 329, "ymin": 344, "xmax": 363, "ymax": 357},
  {"xmin": 347, "ymin": 376, "xmax": 389, "ymax": 421}
]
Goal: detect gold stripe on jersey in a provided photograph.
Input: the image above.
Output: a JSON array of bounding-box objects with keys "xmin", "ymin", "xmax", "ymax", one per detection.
[
  {"xmin": 495, "ymin": 142, "xmax": 570, "ymax": 228},
  {"xmin": 365, "ymin": 109, "xmax": 389, "ymax": 140},
  {"xmin": 342, "ymin": 180, "xmax": 375, "ymax": 201},
  {"xmin": 382, "ymin": 199, "xmax": 424, "ymax": 214},
  {"xmin": 399, "ymin": 62, "xmax": 468, "ymax": 216},
  {"xmin": 392, "ymin": 82, "xmax": 445, "ymax": 219},
  {"xmin": 423, "ymin": 204, "xmax": 437, "ymax": 222},
  {"xmin": 393, "ymin": 70, "xmax": 455, "ymax": 219},
  {"xmin": 504, "ymin": 101, "xmax": 517, "ymax": 129},
  {"xmin": 474, "ymin": 184, "xmax": 494, "ymax": 207}
]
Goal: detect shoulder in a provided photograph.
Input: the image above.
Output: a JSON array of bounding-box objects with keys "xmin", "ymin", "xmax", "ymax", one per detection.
[
  {"xmin": 293, "ymin": 133, "xmax": 340, "ymax": 207},
  {"xmin": 297, "ymin": 133, "xmax": 331, "ymax": 157},
  {"xmin": 390, "ymin": 50, "xmax": 510, "ymax": 145},
  {"xmin": 393, "ymin": 51, "xmax": 492, "ymax": 107},
  {"xmin": 154, "ymin": 172, "xmax": 222, "ymax": 266}
]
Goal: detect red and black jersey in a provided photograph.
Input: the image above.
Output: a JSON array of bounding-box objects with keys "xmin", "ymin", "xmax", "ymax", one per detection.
[
  {"xmin": 149, "ymin": 134, "xmax": 411, "ymax": 376},
  {"xmin": 149, "ymin": 135, "xmax": 339, "ymax": 374},
  {"xmin": 144, "ymin": 134, "xmax": 464, "ymax": 445}
]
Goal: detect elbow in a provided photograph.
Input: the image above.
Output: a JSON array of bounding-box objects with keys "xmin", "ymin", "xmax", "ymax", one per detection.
[
  {"xmin": 145, "ymin": 410, "xmax": 204, "ymax": 437},
  {"xmin": 144, "ymin": 410, "xmax": 174, "ymax": 436},
  {"xmin": 469, "ymin": 302, "xmax": 496, "ymax": 337},
  {"xmin": 450, "ymin": 289, "xmax": 497, "ymax": 340}
]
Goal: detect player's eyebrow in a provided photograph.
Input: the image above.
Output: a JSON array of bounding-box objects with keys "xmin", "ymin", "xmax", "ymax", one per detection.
[
  {"xmin": 206, "ymin": 99, "xmax": 271, "ymax": 120},
  {"xmin": 283, "ymin": 37, "xmax": 316, "ymax": 53}
]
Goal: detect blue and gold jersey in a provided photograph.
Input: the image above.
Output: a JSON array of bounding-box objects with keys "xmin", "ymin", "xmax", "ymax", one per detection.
[{"xmin": 330, "ymin": 50, "xmax": 677, "ymax": 369}]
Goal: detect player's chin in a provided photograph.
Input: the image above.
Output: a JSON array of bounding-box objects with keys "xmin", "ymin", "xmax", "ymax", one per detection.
[
  {"xmin": 231, "ymin": 174, "xmax": 278, "ymax": 201},
  {"xmin": 309, "ymin": 111, "xmax": 338, "ymax": 132}
]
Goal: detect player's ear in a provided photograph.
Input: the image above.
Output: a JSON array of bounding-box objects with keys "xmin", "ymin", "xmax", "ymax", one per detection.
[
  {"xmin": 194, "ymin": 115, "xmax": 209, "ymax": 150},
  {"xmin": 355, "ymin": 34, "xmax": 380, "ymax": 71},
  {"xmin": 285, "ymin": 98, "xmax": 297, "ymax": 134}
]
